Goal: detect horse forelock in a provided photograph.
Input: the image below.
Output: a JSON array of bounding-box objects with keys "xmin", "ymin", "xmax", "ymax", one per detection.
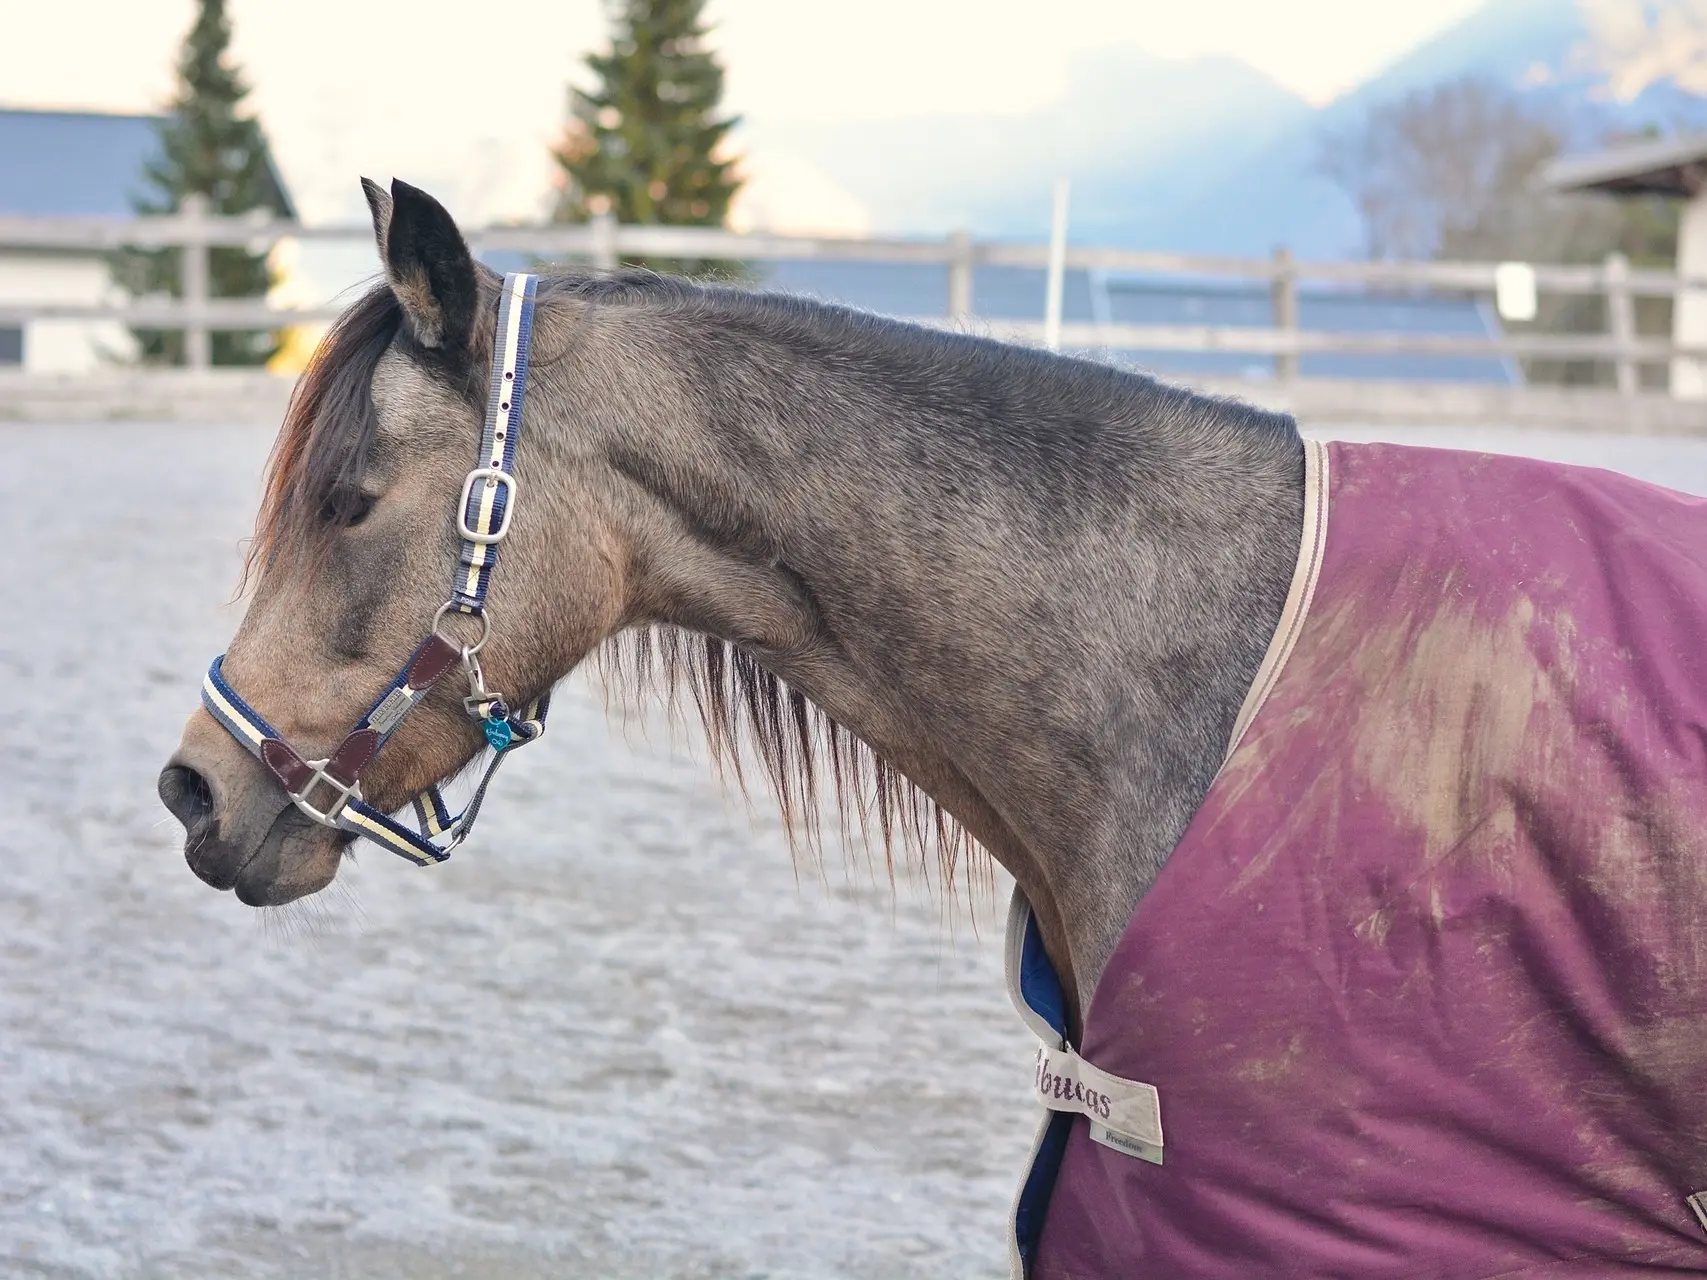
[
  {"xmin": 242, "ymin": 282, "xmax": 403, "ymax": 592},
  {"xmin": 243, "ymin": 267, "xmax": 685, "ymax": 594}
]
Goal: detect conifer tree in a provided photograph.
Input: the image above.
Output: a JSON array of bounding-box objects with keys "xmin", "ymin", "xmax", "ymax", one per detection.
[
  {"xmin": 552, "ymin": 0, "xmax": 741, "ymax": 274},
  {"xmin": 120, "ymin": 0, "xmax": 291, "ymax": 365}
]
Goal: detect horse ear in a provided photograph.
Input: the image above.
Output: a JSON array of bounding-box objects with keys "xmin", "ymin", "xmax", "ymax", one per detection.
[
  {"xmin": 360, "ymin": 176, "xmax": 392, "ymax": 247},
  {"xmin": 371, "ymin": 178, "xmax": 478, "ymax": 353}
]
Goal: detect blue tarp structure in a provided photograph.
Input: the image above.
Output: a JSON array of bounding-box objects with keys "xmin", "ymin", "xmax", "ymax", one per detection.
[{"xmin": 759, "ymin": 260, "xmax": 1520, "ymax": 386}]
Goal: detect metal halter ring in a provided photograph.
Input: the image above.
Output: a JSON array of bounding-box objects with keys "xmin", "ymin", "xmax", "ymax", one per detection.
[
  {"xmin": 457, "ymin": 468, "xmax": 519, "ymax": 545},
  {"xmin": 432, "ymin": 601, "xmax": 492, "ymax": 657}
]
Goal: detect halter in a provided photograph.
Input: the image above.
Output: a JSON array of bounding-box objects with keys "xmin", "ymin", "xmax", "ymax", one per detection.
[{"xmin": 199, "ymin": 273, "xmax": 550, "ymax": 866}]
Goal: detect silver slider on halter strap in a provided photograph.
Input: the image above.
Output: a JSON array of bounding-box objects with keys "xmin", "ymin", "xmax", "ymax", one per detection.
[
  {"xmin": 197, "ymin": 271, "xmax": 551, "ymax": 867},
  {"xmin": 457, "ymin": 467, "xmax": 519, "ymax": 544}
]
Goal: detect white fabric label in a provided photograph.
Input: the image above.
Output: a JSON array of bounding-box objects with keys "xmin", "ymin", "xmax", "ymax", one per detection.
[
  {"xmin": 1689, "ymin": 1191, "xmax": 1707, "ymax": 1233},
  {"xmin": 1033, "ymin": 1043, "xmax": 1164, "ymax": 1165}
]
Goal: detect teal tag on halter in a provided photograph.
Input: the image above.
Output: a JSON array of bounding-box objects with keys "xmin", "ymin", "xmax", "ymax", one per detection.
[{"xmin": 483, "ymin": 718, "xmax": 514, "ymax": 752}]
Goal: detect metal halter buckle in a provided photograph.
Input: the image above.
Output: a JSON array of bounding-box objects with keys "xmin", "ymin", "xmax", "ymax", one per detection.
[
  {"xmin": 428, "ymin": 602, "xmax": 510, "ymax": 722},
  {"xmin": 288, "ymin": 758, "xmax": 363, "ymax": 827},
  {"xmin": 457, "ymin": 467, "xmax": 519, "ymax": 544},
  {"xmin": 460, "ymin": 646, "xmax": 498, "ymax": 717}
]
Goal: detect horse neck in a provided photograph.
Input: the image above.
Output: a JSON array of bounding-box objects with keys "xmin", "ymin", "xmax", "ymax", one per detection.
[{"xmin": 543, "ymin": 287, "xmax": 1304, "ymax": 1025}]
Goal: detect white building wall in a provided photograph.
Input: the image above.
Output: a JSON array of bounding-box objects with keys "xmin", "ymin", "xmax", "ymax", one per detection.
[{"xmin": 0, "ymin": 252, "xmax": 137, "ymax": 373}]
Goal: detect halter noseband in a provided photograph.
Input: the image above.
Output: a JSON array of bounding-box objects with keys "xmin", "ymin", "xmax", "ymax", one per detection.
[{"xmin": 200, "ymin": 273, "xmax": 550, "ymax": 866}]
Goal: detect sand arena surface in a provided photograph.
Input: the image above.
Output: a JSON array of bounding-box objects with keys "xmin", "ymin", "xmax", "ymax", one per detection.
[{"xmin": 2, "ymin": 419, "xmax": 1705, "ymax": 1278}]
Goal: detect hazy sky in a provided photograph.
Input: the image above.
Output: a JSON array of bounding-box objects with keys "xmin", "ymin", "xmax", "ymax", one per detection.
[{"xmin": 2, "ymin": 0, "xmax": 1492, "ymax": 228}]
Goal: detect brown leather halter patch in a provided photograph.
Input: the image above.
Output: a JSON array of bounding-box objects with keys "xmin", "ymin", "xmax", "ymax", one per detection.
[{"xmin": 258, "ymin": 634, "xmax": 461, "ymax": 794}]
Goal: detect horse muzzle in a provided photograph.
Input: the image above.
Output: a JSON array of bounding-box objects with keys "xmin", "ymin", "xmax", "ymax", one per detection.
[{"xmin": 158, "ymin": 734, "xmax": 345, "ymax": 905}]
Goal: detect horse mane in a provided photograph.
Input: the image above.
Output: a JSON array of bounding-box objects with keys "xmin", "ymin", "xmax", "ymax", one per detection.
[
  {"xmin": 245, "ymin": 270, "xmax": 988, "ymax": 900},
  {"xmin": 598, "ymin": 626, "xmax": 984, "ymax": 898}
]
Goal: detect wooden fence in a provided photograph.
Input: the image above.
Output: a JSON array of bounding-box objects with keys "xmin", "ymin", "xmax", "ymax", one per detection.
[{"xmin": 3, "ymin": 203, "xmax": 1707, "ymax": 429}]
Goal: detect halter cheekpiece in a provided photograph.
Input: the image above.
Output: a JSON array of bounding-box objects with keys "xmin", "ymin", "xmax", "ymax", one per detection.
[{"xmin": 200, "ymin": 273, "xmax": 550, "ymax": 865}]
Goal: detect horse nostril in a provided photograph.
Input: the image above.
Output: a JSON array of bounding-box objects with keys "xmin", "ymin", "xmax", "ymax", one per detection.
[{"xmin": 158, "ymin": 763, "xmax": 216, "ymax": 833}]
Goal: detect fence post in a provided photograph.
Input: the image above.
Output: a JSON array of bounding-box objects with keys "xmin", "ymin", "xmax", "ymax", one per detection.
[
  {"xmin": 1043, "ymin": 179, "xmax": 1070, "ymax": 352},
  {"xmin": 947, "ymin": 229, "xmax": 974, "ymax": 324},
  {"xmin": 1672, "ymin": 191, "xmax": 1707, "ymax": 399},
  {"xmin": 590, "ymin": 210, "xmax": 618, "ymax": 271},
  {"xmin": 1271, "ymin": 246, "xmax": 1299, "ymax": 381},
  {"xmin": 181, "ymin": 193, "xmax": 211, "ymax": 371},
  {"xmin": 1604, "ymin": 252, "xmax": 1636, "ymax": 396}
]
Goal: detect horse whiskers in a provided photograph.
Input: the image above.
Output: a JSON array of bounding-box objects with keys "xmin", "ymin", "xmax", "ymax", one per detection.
[
  {"xmin": 257, "ymin": 890, "xmax": 341, "ymax": 945},
  {"xmin": 321, "ymin": 873, "xmax": 368, "ymax": 932}
]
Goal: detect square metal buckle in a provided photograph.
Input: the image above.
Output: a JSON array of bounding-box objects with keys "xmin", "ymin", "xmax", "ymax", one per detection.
[{"xmin": 288, "ymin": 758, "xmax": 363, "ymax": 827}]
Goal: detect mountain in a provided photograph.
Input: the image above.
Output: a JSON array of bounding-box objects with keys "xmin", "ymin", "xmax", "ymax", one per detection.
[
  {"xmin": 1163, "ymin": 0, "xmax": 1707, "ymax": 257},
  {"xmin": 739, "ymin": 45, "xmax": 1313, "ymax": 243},
  {"xmin": 743, "ymin": 0, "xmax": 1707, "ymax": 258},
  {"xmin": 1342, "ymin": 0, "xmax": 1706, "ymax": 128}
]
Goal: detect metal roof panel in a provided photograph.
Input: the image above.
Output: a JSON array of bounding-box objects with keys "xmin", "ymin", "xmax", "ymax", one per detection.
[
  {"xmin": 0, "ymin": 108, "xmax": 295, "ymax": 218},
  {"xmin": 1544, "ymin": 134, "xmax": 1707, "ymax": 197}
]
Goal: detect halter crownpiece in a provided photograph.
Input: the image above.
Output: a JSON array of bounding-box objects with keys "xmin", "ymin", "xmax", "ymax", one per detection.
[{"xmin": 200, "ymin": 272, "xmax": 550, "ymax": 866}]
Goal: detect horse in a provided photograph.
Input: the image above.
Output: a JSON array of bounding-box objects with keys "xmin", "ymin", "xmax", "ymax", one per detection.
[{"xmin": 159, "ymin": 179, "xmax": 1707, "ymax": 1277}]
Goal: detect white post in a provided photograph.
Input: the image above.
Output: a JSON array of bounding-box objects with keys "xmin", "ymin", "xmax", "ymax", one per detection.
[
  {"xmin": 180, "ymin": 192, "xmax": 211, "ymax": 371},
  {"xmin": 1271, "ymin": 246, "xmax": 1299, "ymax": 381},
  {"xmin": 1671, "ymin": 191, "xmax": 1707, "ymax": 399},
  {"xmin": 1604, "ymin": 252, "xmax": 1637, "ymax": 396},
  {"xmin": 947, "ymin": 229, "xmax": 975, "ymax": 324},
  {"xmin": 1043, "ymin": 178, "xmax": 1070, "ymax": 352},
  {"xmin": 590, "ymin": 210, "xmax": 618, "ymax": 272}
]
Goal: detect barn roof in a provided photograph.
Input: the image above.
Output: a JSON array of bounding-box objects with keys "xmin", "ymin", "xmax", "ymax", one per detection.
[
  {"xmin": 1544, "ymin": 134, "xmax": 1707, "ymax": 199},
  {"xmin": 0, "ymin": 108, "xmax": 295, "ymax": 218}
]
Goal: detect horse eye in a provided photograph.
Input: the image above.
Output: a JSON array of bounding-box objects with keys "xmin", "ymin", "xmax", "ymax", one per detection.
[{"xmin": 321, "ymin": 490, "xmax": 377, "ymax": 528}]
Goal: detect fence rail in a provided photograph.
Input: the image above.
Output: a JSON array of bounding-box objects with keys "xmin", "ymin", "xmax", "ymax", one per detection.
[
  {"xmin": 4, "ymin": 204, "xmax": 1707, "ymax": 399},
  {"xmin": 2, "ymin": 302, "xmax": 1696, "ymax": 366},
  {"xmin": 6, "ymin": 211, "xmax": 1706, "ymax": 294}
]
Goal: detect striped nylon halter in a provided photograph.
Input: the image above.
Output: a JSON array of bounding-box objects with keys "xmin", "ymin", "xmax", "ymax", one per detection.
[{"xmin": 200, "ymin": 273, "xmax": 550, "ymax": 865}]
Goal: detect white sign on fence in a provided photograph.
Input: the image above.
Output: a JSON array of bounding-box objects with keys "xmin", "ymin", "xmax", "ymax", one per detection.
[{"xmin": 1495, "ymin": 262, "xmax": 1539, "ymax": 323}]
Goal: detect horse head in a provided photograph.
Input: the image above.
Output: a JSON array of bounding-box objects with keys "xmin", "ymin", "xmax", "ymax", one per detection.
[{"xmin": 158, "ymin": 179, "xmax": 618, "ymax": 905}]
